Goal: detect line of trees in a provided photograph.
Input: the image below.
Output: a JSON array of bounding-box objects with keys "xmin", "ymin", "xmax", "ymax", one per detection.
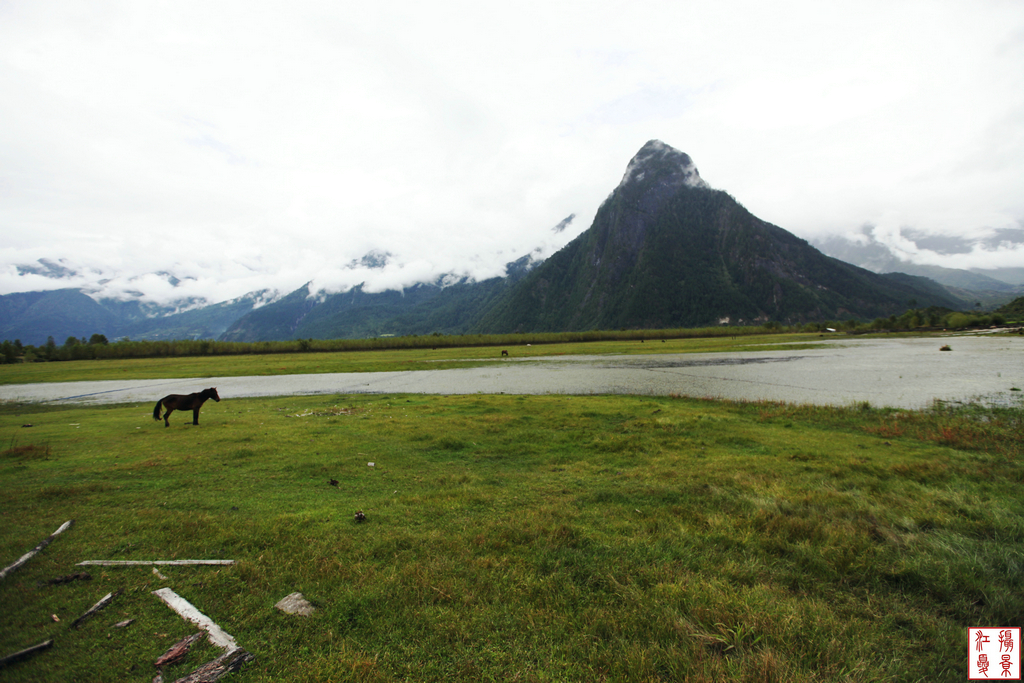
[
  {"xmin": 2, "ymin": 326, "xmax": 773, "ymax": 362},
  {"xmin": 865, "ymin": 307, "xmax": 1006, "ymax": 332},
  {"xmin": 2, "ymin": 334, "xmax": 111, "ymax": 363}
]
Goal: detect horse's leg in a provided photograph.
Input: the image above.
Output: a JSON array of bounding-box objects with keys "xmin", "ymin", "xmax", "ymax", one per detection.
[
  {"xmin": 192, "ymin": 407, "xmax": 200, "ymax": 425},
  {"xmin": 163, "ymin": 407, "xmax": 173, "ymax": 427}
]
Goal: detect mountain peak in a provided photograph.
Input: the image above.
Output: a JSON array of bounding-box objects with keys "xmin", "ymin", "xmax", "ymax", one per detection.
[
  {"xmin": 348, "ymin": 250, "xmax": 392, "ymax": 270},
  {"xmin": 619, "ymin": 140, "xmax": 708, "ymax": 190}
]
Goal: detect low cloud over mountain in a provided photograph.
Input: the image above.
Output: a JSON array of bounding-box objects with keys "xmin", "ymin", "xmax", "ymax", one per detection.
[{"xmin": 814, "ymin": 222, "xmax": 1024, "ymax": 286}]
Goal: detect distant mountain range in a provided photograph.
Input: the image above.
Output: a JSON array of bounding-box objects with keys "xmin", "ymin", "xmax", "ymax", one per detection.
[
  {"xmin": 812, "ymin": 232, "xmax": 1024, "ymax": 309},
  {"xmin": 0, "ymin": 288, "xmax": 273, "ymax": 346},
  {"xmin": 2, "ymin": 140, "xmax": 986, "ymax": 346},
  {"xmin": 219, "ymin": 254, "xmax": 538, "ymax": 342}
]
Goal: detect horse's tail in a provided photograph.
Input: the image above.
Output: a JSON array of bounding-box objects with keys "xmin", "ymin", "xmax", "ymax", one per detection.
[{"xmin": 153, "ymin": 400, "xmax": 163, "ymax": 421}]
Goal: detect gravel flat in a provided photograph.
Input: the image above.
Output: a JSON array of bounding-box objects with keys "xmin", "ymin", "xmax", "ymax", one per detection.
[{"xmin": 2, "ymin": 335, "xmax": 1021, "ymax": 410}]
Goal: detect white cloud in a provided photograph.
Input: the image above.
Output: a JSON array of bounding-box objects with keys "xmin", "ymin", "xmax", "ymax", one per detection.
[
  {"xmin": 869, "ymin": 218, "xmax": 1024, "ymax": 271},
  {"xmin": 1, "ymin": 0, "xmax": 1022, "ymax": 303}
]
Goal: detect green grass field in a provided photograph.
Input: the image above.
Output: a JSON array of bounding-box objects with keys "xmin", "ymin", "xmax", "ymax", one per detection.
[
  {"xmin": 2, "ymin": 334, "xmax": 1022, "ymax": 682},
  {"xmin": 2, "ymin": 382, "xmax": 1021, "ymax": 682}
]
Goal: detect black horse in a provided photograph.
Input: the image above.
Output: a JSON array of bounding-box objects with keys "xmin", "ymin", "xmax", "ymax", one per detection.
[{"xmin": 153, "ymin": 388, "xmax": 221, "ymax": 427}]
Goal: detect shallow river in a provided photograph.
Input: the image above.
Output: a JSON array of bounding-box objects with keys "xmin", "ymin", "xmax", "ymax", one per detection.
[{"xmin": 1, "ymin": 334, "xmax": 1021, "ymax": 410}]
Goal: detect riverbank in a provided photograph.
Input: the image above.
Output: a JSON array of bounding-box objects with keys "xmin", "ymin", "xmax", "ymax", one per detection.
[{"xmin": 1, "ymin": 335, "xmax": 1020, "ymax": 410}]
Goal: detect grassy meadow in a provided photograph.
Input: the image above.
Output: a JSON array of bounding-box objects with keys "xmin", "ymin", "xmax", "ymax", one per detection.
[{"xmin": 1, "ymin": 340, "xmax": 1022, "ymax": 682}]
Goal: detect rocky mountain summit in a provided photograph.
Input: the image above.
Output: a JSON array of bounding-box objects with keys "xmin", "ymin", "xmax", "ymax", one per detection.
[
  {"xmin": 472, "ymin": 140, "xmax": 961, "ymax": 333},
  {"xmin": 617, "ymin": 139, "xmax": 709, "ymax": 191}
]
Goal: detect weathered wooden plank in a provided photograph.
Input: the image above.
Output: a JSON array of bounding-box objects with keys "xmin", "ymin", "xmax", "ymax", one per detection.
[
  {"xmin": 70, "ymin": 590, "xmax": 120, "ymax": 629},
  {"xmin": 152, "ymin": 588, "xmax": 238, "ymax": 651},
  {"xmin": 0, "ymin": 521, "xmax": 73, "ymax": 580},
  {"xmin": 0, "ymin": 640, "xmax": 53, "ymax": 669},
  {"xmin": 77, "ymin": 559, "xmax": 234, "ymax": 567},
  {"xmin": 171, "ymin": 647, "xmax": 254, "ymax": 683}
]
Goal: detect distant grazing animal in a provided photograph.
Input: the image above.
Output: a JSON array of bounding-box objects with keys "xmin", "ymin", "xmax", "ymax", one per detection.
[
  {"xmin": 153, "ymin": 388, "xmax": 221, "ymax": 427},
  {"xmin": 501, "ymin": 350, "xmax": 509, "ymax": 357}
]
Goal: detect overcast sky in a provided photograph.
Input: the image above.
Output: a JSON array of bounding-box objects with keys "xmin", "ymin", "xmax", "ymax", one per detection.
[{"xmin": 2, "ymin": 1, "xmax": 1023, "ymax": 305}]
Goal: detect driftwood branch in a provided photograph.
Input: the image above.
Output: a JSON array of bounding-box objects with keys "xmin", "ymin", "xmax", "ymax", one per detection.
[
  {"xmin": 155, "ymin": 632, "xmax": 204, "ymax": 668},
  {"xmin": 70, "ymin": 590, "xmax": 120, "ymax": 629},
  {"xmin": 45, "ymin": 571, "xmax": 91, "ymax": 585},
  {"xmin": 0, "ymin": 640, "xmax": 53, "ymax": 669},
  {"xmin": 171, "ymin": 647, "xmax": 254, "ymax": 683},
  {"xmin": 152, "ymin": 587, "xmax": 252, "ymax": 681},
  {"xmin": 152, "ymin": 588, "xmax": 238, "ymax": 650},
  {"xmin": 77, "ymin": 560, "xmax": 234, "ymax": 567},
  {"xmin": 0, "ymin": 521, "xmax": 73, "ymax": 580}
]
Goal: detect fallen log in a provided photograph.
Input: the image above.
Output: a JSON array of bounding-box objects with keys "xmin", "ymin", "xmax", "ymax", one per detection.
[
  {"xmin": 0, "ymin": 640, "xmax": 53, "ymax": 669},
  {"xmin": 70, "ymin": 590, "xmax": 120, "ymax": 629},
  {"xmin": 171, "ymin": 647, "xmax": 254, "ymax": 683},
  {"xmin": 0, "ymin": 521, "xmax": 73, "ymax": 580},
  {"xmin": 77, "ymin": 560, "xmax": 234, "ymax": 567}
]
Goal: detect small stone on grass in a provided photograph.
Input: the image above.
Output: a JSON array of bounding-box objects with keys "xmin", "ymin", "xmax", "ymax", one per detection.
[{"xmin": 275, "ymin": 592, "xmax": 315, "ymax": 617}]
